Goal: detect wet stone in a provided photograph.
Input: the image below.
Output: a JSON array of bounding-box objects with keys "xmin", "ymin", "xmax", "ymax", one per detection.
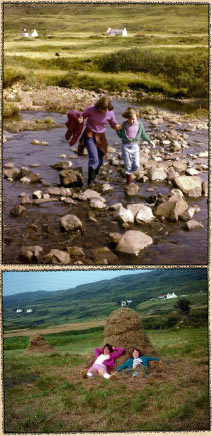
[
  {"xmin": 21, "ymin": 245, "xmax": 43, "ymax": 261},
  {"xmin": 10, "ymin": 205, "xmax": 26, "ymax": 217},
  {"xmin": 116, "ymin": 230, "xmax": 153, "ymax": 255},
  {"xmin": 60, "ymin": 214, "xmax": 83, "ymax": 232},
  {"xmin": 45, "ymin": 249, "xmax": 71, "ymax": 264},
  {"xmin": 184, "ymin": 220, "xmax": 204, "ymax": 231}
]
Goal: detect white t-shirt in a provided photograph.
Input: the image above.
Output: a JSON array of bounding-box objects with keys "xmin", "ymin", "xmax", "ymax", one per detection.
[
  {"xmin": 133, "ymin": 357, "xmax": 143, "ymax": 368},
  {"xmin": 94, "ymin": 354, "xmax": 110, "ymax": 365}
]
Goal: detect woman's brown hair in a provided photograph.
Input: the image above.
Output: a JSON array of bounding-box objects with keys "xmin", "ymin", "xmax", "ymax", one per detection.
[
  {"xmin": 122, "ymin": 107, "xmax": 139, "ymax": 119},
  {"xmin": 131, "ymin": 347, "xmax": 142, "ymax": 357},
  {"xmin": 95, "ymin": 96, "xmax": 113, "ymax": 111}
]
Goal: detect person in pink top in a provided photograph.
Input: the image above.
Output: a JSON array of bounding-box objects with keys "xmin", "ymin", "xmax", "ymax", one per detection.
[
  {"xmin": 80, "ymin": 343, "xmax": 125, "ymax": 380},
  {"xmin": 77, "ymin": 96, "xmax": 121, "ymax": 185}
]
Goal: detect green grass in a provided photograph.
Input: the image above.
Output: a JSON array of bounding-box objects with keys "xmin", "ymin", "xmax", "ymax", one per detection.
[{"xmin": 3, "ymin": 326, "xmax": 209, "ymax": 432}]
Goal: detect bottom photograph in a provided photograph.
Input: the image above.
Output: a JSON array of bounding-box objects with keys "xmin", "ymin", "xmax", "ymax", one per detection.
[{"xmin": 2, "ymin": 268, "xmax": 210, "ymax": 433}]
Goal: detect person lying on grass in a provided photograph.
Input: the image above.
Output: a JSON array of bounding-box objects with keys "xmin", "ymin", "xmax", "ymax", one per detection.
[
  {"xmin": 80, "ymin": 343, "xmax": 125, "ymax": 380},
  {"xmin": 113, "ymin": 347, "xmax": 160, "ymax": 379}
]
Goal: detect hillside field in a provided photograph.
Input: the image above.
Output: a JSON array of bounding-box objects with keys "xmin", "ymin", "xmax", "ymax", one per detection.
[{"xmin": 4, "ymin": 3, "xmax": 209, "ymax": 98}]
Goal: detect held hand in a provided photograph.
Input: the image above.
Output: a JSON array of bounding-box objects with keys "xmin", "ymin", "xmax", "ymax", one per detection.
[
  {"xmin": 115, "ymin": 124, "xmax": 122, "ymax": 130},
  {"xmin": 151, "ymin": 141, "xmax": 156, "ymax": 149},
  {"xmin": 78, "ymin": 117, "xmax": 84, "ymax": 123}
]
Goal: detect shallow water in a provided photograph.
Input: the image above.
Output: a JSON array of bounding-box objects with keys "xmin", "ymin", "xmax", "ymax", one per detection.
[{"xmin": 3, "ymin": 100, "xmax": 208, "ymax": 265}]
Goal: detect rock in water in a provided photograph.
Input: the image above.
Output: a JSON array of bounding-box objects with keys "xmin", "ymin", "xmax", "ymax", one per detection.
[
  {"xmin": 184, "ymin": 220, "xmax": 204, "ymax": 231},
  {"xmin": 135, "ymin": 205, "xmax": 155, "ymax": 224},
  {"xmin": 173, "ymin": 175, "xmax": 202, "ymax": 197},
  {"xmin": 59, "ymin": 167, "xmax": 83, "ymax": 187},
  {"xmin": 21, "ymin": 245, "xmax": 43, "ymax": 261},
  {"xmin": 116, "ymin": 230, "xmax": 153, "ymax": 255},
  {"xmin": 45, "ymin": 249, "xmax": 71, "ymax": 264},
  {"xmin": 60, "ymin": 214, "xmax": 83, "ymax": 232}
]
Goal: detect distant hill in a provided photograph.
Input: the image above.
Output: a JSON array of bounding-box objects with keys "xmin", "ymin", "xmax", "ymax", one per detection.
[{"xmin": 3, "ymin": 269, "xmax": 207, "ymax": 330}]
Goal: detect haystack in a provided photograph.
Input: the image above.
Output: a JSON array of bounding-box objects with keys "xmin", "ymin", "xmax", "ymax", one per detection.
[
  {"xmin": 25, "ymin": 333, "xmax": 56, "ymax": 354},
  {"xmin": 86, "ymin": 308, "xmax": 162, "ymax": 373}
]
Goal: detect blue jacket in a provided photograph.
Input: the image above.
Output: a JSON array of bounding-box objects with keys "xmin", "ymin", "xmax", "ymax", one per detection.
[{"xmin": 117, "ymin": 355, "xmax": 160, "ymax": 372}]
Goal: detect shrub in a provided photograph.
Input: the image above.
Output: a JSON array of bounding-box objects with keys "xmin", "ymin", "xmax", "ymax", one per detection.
[
  {"xmin": 4, "ymin": 102, "xmax": 19, "ymax": 118},
  {"xmin": 4, "ymin": 66, "xmax": 25, "ymax": 88}
]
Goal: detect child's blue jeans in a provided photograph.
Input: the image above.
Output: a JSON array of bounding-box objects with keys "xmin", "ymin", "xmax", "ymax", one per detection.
[{"xmin": 122, "ymin": 143, "xmax": 140, "ymax": 175}]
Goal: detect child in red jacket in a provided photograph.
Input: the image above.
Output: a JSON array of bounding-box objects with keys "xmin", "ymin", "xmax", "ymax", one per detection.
[{"xmin": 80, "ymin": 343, "xmax": 125, "ymax": 380}]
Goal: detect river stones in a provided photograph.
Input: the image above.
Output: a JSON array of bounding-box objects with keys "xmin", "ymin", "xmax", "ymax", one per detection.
[
  {"xmin": 154, "ymin": 192, "xmax": 188, "ymax": 222},
  {"xmin": 52, "ymin": 161, "xmax": 72, "ymax": 170},
  {"xmin": 113, "ymin": 206, "xmax": 134, "ymax": 224},
  {"xmin": 10, "ymin": 205, "xmax": 26, "ymax": 217},
  {"xmin": 47, "ymin": 187, "xmax": 72, "ymax": 196},
  {"xmin": 32, "ymin": 190, "xmax": 43, "ymax": 199},
  {"xmin": 21, "ymin": 245, "xmax": 43, "ymax": 261},
  {"xmin": 147, "ymin": 166, "xmax": 167, "ymax": 181},
  {"xmin": 116, "ymin": 230, "xmax": 153, "ymax": 255},
  {"xmin": 90, "ymin": 247, "xmax": 118, "ymax": 264},
  {"xmin": 108, "ymin": 232, "xmax": 122, "ymax": 244},
  {"xmin": 32, "ymin": 139, "xmax": 48, "ymax": 146},
  {"xmin": 79, "ymin": 189, "xmax": 102, "ymax": 200},
  {"xmin": 125, "ymin": 183, "xmax": 139, "ymax": 196},
  {"xmin": 59, "ymin": 167, "xmax": 83, "ymax": 187},
  {"xmin": 4, "ymin": 162, "xmax": 14, "ymax": 169},
  {"xmin": 166, "ymin": 167, "xmax": 179, "ymax": 181},
  {"xmin": 135, "ymin": 205, "xmax": 155, "ymax": 224},
  {"xmin": 173, "ymin": 175, "xmax": 202, "ymax": 197},
  {"xmin": 186, "ymin": 168, "xmax": 200, "ymax": 176},
  {"xmin": 184, "ymin": 220, "xmax": 204, "ymax": 231},
  {"xmin": 90, "ymin": 197, "xmax": 106, "ymax": 209},
  {"xmin": 45, "ymin": 249, "xmax": 71, "ymax": 264},
  {"xmin": 198, "ymin": 151, "xmax": 208, "ymax": 158},
  {"xmin": 4, "ymin": 167, "xmax": 20, "ymax": 180},
  {"xmin": 60, "ymin": 214, "xmax": 83, "ymax": 232},
  {"xmin": 66, "ymin": 246, "xmax": 85, "ymax": 257},
  {"xmin": 127, "ymin": 203, "xmax": 145, "ymax": 217},
  {"xmin": 202, "ymin": 181, "xmax": 208, "ymax": 197},
  {"xmin": 179, "ymin": 207, "xmax": 198, "ymax": 221}
]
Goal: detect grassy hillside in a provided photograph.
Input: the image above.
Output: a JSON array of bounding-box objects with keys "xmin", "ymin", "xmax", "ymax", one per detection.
[
  {"xmin": 3, "ymin": 4, "xmax": 209, "ymax": 98},
  {"xmin": 3, "ymin": 269, "xmax": 208, "ymax": 330},
  {"xmin": 4, "ymin": 326, "xmax": 209, "ymax": 432}
]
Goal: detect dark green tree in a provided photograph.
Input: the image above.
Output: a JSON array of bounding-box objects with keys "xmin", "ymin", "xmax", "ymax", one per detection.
[{"xmin": 175, "ymin": 298, "xmax": 191, "ymax": 316}]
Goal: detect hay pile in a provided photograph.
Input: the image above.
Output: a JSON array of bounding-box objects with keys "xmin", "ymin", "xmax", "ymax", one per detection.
[
  {"xmin": 104, "ymin": 308, "xmax": 159, "ymax": 370},
  {"xmin": 25, "ymin": 333, "xmax": 56, "ymax": 354}
]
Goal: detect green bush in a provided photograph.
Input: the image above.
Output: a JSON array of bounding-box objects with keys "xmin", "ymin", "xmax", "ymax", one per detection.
[
  {"xmin": 4, "ymin": 102, "xmax": 19, "ymax": 118},
  {"xmin": 4, "ymin": 66, "xmax": 25, "ymax": 88}
]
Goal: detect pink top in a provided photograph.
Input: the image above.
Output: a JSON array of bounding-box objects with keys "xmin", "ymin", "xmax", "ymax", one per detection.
[
  {"xmin": 81, "ymin": 105, "xmax": 118, "ymax": 133},
  {"xmin": 125, "ymin": 121, "xmax": 139, "ymax": 140}
]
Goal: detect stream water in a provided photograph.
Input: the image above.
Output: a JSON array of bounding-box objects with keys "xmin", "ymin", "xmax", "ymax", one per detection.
[{"xmin": 3, "ymin": 99, "xmax": 208, "ymax": 265}]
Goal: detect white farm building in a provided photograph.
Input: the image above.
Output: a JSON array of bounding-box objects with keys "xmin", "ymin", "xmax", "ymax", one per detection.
[
  {"xmin": 22, "ymin": 29, "xmax": 38, "ymax": 38},
  {"xmin": 106, "ymin": 27, "xmax": 127, "ymax": 37}
]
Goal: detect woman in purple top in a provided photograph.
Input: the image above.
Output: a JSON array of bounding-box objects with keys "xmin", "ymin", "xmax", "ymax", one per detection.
[
  {"xmin": 80, "ymin": 343, "xmax": 125, "ymax": 380},
  {"xmin": 78, "ymin": 96, "xmax": 121, "ymax": 185}
]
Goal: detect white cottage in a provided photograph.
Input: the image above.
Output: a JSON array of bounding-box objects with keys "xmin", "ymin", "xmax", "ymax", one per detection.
[
  {"xmin": 31, "ymin": 29, "xmax": 38, "ymax": 37},
  {"xmin": 166, "ymin": 292, "xmax": 177, "ymax": 299},
  {"xmin": 26, "ymin": 308, "xmax": 33, "ymax": 313},
  {"xmin": 106, "ymin": 27, "xmax": 127, "ymax": 37},
  {"xmin": 16, "ymin": 308, "xmax": 23, "ymax": 313},
  {"xmin": 22, "ymin": 29, "xmax": 29, "ymax": 37}
]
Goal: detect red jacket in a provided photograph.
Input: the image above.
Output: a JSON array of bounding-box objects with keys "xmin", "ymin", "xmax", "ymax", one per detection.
[
  {"xmin": 94, "ymin": 347, "xmax": 125, "ymax": 372},
  {"xmin": 65, "ymin": 110, "xmax": 84, "ymax": 146}
]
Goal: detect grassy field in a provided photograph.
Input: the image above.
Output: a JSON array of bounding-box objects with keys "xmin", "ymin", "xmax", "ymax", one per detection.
[
  {"xmin": 4, "ymin": 3, "xmax": 209, "ymax": 98},
  {"xmin": 4, "ymin": 326, "xmax": 209, "ymax": 432}
]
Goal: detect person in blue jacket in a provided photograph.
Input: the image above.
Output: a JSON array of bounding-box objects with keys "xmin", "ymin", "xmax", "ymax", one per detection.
[{"xmin": 115, "ymin": 347, "xmax": 160, "ymax": 378}]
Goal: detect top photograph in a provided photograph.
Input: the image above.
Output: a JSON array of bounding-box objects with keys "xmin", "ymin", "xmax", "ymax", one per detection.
[{"xmin": 2, "ymin": 2, "xmax": 209, "ymax": 266}]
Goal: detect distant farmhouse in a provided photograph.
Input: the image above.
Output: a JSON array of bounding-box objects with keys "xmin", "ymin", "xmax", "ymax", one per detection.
[
  {"xmin": 16, "ymin": 308, "xmax": 23, "ymax": 313},
  {"xmin": 158, "ymin": 292, "xmax": 177, "ymax": 300},
  {"xmin": 121, "ymin": 300, "xmax": 133, "ymax": 307},
  {"xmin": 26, "ymin": 308, "xmax": 33, "ymax": 313},
  {"xmin": 22, "ymin": 29, "xmax": 38, "ymax": 38},
  {"xmin": 106, "ymin": 27, "xmax": 127, "ymax": 37}
]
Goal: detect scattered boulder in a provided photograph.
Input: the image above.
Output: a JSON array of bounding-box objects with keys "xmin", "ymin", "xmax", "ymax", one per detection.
[
  {"xmin": 52, "ymin": 161, "xmax": 72, "ymax": 170},
  {"xmin": 135, "ymin": 205, "xmax": 155, "ymax": 224},
  {"xmin": 113, "ymin": 206, "xmax": 134, "ymax": 224},
  {"xmin": 126, "ymin": 203, "xmax": 144, "ymax": 217},
  {"xmin": 154, "ymin": 191, "xmax": 188, "ymax": 222},
  {"xmin": 32, "ymin": 139, "xmax": 48, "ymax": 146},
  {"xmin": 60, "ymin": 214, "xmax": 83, "ymax": 232},
  {"xmin": 173, "ymin": 175, "xmax": 202, "ymax": 197},
  {"xmin": 32, "ymin": 190, "xmax": 43, "ymax": 199},
  {"xmin": 147, "ymin": 166, "xmax": 167, "ymax": 181},
  {"xmin": 184, "ymin": 220, "xmax": 204, "ymax": 231},
  {"xmin": 66, "ymin": 246, "xmax": 85, "ymax": 257},
  {"xmin": 108, "ymin": 232, "xmax": 122, "ymax": 244},
  {"xmin": 4, "ymin": 167, "xmax": 20, "ymax": 180},
  {"xmin": 21, "ymin": 245, "xmax": 43, "ymax": 261},
  {"xmin": 90, "ymin": 197, "xmax": 106, "ymax": 209},
  {"xmin": 3, "ymin": 162, "xmax": 14, "ymax": 169},
  {"xmin": 125, "ymin": 183, "xmax": 139, "ymax": 196},
  {"xmin": 186, "ymin": 168, "xmax": 200, "ymax": 176},
  {"xmin": 198, "ymin": 151, "xmax": 208, "ymax": 158},
  {"xmin": 116, "ymin": 230, "xmax": 153, "ymax": 255},
  {"xmin": 90, "ymin": 247, "xmax": 118, "ymax": 263},
  {"xmin": 47, "ymin": 187, "xmax": 72, "ymax": 196},
  {"xmin": 59, "ymin": 167, "xmax": 83, "ymax": 187},
  {"xmin": 10, "ymin": 205, "xmax": 26, "ymax": 217},
  {"xmin": 45, "ymin": 249, "xmax": 71, "ymax": 264}
]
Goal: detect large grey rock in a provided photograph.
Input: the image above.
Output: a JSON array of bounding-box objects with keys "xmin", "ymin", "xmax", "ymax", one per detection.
[
  {"xmin": 184, "ymin": 220, "xmax": 204, "ymax": 231},
  {"xmin": 52, "ymin": 161, "xmax": 72, "ymax": 170},
  {"xmin": 10, "ymin": 205, "xmax": 26, "ymax": 217},
  {"xmin": 127, "ymin": 203, "xmax": 145, "ymax": 217},
  {"xmin": 66, "ymin": 246, "xmax": 85, "ymax": 257},
  {"xmin": 186, "ymin": 168, "xmax": 200, "ymax": 176},
  {"xmin": 90, "ymin": 197, "xmax": 106, "ymax": 209},
  {"xmin": 125, "ymin": 183, "xmax": 139, "ymax": 196},
  {"xmin": 90, "ymin": 247, "xmax": 118, "ymax": 263},
  {"xmin": 59, "ymin": 167, "xmax": 83, "ymax": 187},
  {"xmin": 60, "ymin": 214, "xmax": 83, "ymax": 231},
  {"xmin": 4, "ymin": 167, "xmax": 20, "ymax": 180},
  {"xmin": 173, "ymin": 175, "xmax": 202, "ymax": 197},
  {"xmin": 154, "ymin": 192, "xmax": 188, "ymax": 221},
  {"xmin": 113, "ymin": 206, "xmax": 134, "ymax": 224},
  {"xmin": 45, "ymin": 249, "xmax": 71, "ymax": 264},
  {"xmin": 172, "ymin": 161, "xmax": 187, "ymax": 173},
  {"xmin": 108, "ymin": 232, "xmax": 122, "ymax": 244},
  {"xmin": 116, "ymin": 230, "xmax": 153, "ymax": 255},
  {"xmin": 21, "ymin": 245, "xmax": 43, "ymax": 261},
  {"xmin": 135, "ymin": 205, "xmax": 155, "ymax": 224},
  {"xmin": 81, "ymin": 189, "xmax": 102, "ymax": 200},
  {"xmin": 47, "ymin": 187, "xmax": 72, "ymax": 196},
  {"xmin": 148, "ymin": 167, "xmax": 167, "ymax": 181}
]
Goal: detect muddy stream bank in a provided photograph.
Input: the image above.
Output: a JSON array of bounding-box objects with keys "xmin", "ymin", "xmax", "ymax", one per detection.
[{"xmin": 3, "ymin": 99, "xmax": 208, "ymax": 265}]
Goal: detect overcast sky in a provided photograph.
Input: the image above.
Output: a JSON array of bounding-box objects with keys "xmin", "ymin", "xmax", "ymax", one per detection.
[{"xmin": 3, "ymin": 270, "xmax": 151, "ymax": 296}]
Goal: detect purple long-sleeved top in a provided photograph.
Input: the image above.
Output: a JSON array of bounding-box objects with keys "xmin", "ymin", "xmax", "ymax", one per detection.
[
  {"xmin": 94, "ymin": 347, "xmax": 125, "ymax": 371},
  {"xmin": 80, "ymin": 105, "xmax": 118, "ymax": 133}
]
